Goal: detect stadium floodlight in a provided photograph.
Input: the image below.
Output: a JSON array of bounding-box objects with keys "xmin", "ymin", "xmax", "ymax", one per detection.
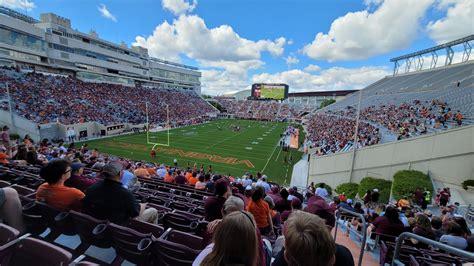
[{"xmin": 146, "ymin": 102, "xmax": 170, "ymax": 149}]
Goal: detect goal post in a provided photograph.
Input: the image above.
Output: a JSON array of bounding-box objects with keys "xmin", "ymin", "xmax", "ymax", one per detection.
[{"xmin": 146, "ymin": 102, "xmax": 170, "ymax": 147}]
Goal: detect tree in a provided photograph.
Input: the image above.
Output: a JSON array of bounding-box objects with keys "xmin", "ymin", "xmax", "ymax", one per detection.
[{"xmin": 319, "ymin": 99, "xmax": 336, "ymax": 109}]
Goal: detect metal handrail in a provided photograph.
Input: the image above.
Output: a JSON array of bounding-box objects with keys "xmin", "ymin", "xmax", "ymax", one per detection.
[
  {"xmin": 334, "ymin": 207, "xmax": 367, "ymax": 266},
  {"xmin": 391, "ymin": 232, "xmax": 474, "ymax": 266}
]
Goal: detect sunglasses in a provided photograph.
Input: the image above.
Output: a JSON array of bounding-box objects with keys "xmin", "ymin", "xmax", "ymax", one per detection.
[{"xmin": 64, "ymin": 169, "xmax": 72, "ymax": 174}]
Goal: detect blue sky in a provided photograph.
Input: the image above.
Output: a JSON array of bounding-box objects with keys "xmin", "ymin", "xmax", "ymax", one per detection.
[{"xmin": 4, "ymin": 0, "xmax": 473, "ymax": 95}]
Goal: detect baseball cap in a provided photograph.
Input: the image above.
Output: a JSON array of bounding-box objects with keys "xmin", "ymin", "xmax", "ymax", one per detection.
[
  {"xmin": 214, "ymin": 178, "xmax": 230, "ymax": 196},
  {"xmin": 291, "ymin": 198, "xmax": 302, "ymax": 209},
  {"xmin": 101, "ymin": 161, "xmax": 123, "ymax": 178},
  {"xmin": 347, "ymin": 199, "xmax": 353, "ymax": 204},
  {"xmin": 71, "ymin": 163, "xmax": 86, "ymax": 171},
  {"xmin": 245, "ymin": 185, "xmax": 252, "ymax": 191}
]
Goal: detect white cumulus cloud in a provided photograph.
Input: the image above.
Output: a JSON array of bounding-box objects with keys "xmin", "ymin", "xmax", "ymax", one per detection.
[
  {"xmin": 302, "ymin": 0, "xmax": 433, "ymax": 62},
  {"xmin": 98, "ymin": 4, "xmax": 117, "ymax": 22},
  {"xmin": 134, "ymin": 15, "xmax": 286, "ymax": 63},
  {"xmin": 284, "ymin": 56, "xmax": 299, "ymax": 65},
  {"xmin": 427, "ymin": 0, "xmax": 474, "ymax": 44},
  {"xmin": 303, "ymin": 64, "xmax": 321, "ymax": 73},
  {"xmin": 2, "ymin": 0, "xmax": 35, "ymax": 11},
  {"xmin": 162, "ymin": 0, "xmax": 197, "ymax": 16},
  {"xmin": 252, "ymin": 66, "xmax": 390, "ymax": 92}
]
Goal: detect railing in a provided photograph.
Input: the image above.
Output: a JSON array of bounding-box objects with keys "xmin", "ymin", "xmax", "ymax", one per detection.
[
  {"xmin": 391, "ymin": 232, "xmax": 474, "ymax": 266},
  {"xmin": 334, "ymin": 207, "xmax": 368, "ymax": 266}
]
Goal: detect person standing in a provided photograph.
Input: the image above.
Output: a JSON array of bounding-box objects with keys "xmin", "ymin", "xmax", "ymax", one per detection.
[
  {"xmin": 0, "ymin": 126, "xmax": 10, "ymax": 156},
  {"xmin": 439, "ymin": 187, "xmax": 450, "ymax": 207}
]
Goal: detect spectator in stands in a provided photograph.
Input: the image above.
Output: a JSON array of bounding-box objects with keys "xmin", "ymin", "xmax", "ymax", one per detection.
[
  {"xmin": 439, "ymin": 187, "xmax": 451, "ymax": 207},
  {"xmin": 0, "ymin": 187, "xmax": 25, "ymax": 233},
  {"xmin": 195, "ymin": 175, "xmax": 206, "ymax": 190},
  {"xmin": 275, "ymin": 188, "xmax": 291, "ymax": 213},
  {"xmin": 273, "ymin": 211, "xmax": 336, "ymax": 266},
  {"xmin": 204, "ymin": 174, "xmax": 215, "ymax": 191},
  {"xmin": 188, "ymin": 171, "xmax": 198, "ymax": 186},
  {"xmin": 204, "ymin": 177, "xmax": 230, "ymax": 221},
  {"xmin": 0, "ymin": 146, "xmax": 9, "ymax": 164},
  {"xmin": 163, "ymin": 170, "xmax": 175, "ymax": 183},
  {"xmin": 368, "ymin": 206, "xmax": 405, "ymax": 240},
  {"xmin": 337, "ymin": 198, "xmax": 355, "ymax": 212},
  {"xmin": 431, "ymin": 216, "xmax": 444, "ymax": 240},
  {"xmin": 156, "ymin": 164, "xmax": 167, "ymax": 179},
  {"xmin": 371, "ymin": 188, "xmax": 380, "ymax": 203},
  {"xmin": 134, "ymin": 163, "xmax": 150, "ymax": 178},
  {"xmin": 362, "ymin": 190, "xmax": 372, "ymax": 205},
  {"xmin": 82, "ymin": 161, "xmax": 158, "ymax": 224},
  {"xmin": 196, "ymin": 211, "xmax": 258, "ymax": 266},
  {"xmin": 255, "ymin": 175, "xmax": 270, "ymax": 192},
  {"xmin": 291, "ymin": 186, "xmax": 304, "ymax": 203},
  {"xmin": 315, "ymin": 183, "xmax": 328, "ymax": 198},
  {"xmin": 64, "ymin": 162, "xmax": 97, "ymax": 191},
  {"xmin": 247, "ymin": 186, "xmax": 274, "ymax": 235},
  {"xmin": 121, "ymin": 161, "xmax": 139, "ymax": 192},
  {"xmin": 440, "ymin": 220, "xmax": 468, "ymax": 250},
  {"xmin": 281, "ymin": 197, "xmax": 302, "ymax": 222},
  {"xmin": 36, "ymin": 159, "xmax": 85, "ymax": 211},
  {"xmin": 453, "ymin": 217, "xmax": 472, "ymax": 239},
  {"xmin": 174, "ymin": 170, "xmax": 187, "ymax": 184},
  {"xmin": 410, "ymin": 213, "xmax": 436, "ymax": 248},
  {"xmin": 0, "ymin": 126, "xmax": 10, "ymax": 156}
]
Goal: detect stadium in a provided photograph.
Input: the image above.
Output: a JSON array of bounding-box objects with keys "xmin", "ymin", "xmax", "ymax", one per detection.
[{"xmin": 0, "ymin": 1, "xmax": 473, "ymax": 266}]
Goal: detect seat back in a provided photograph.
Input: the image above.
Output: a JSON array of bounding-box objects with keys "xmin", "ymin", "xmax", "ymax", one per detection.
[
  {"xmin": 125, "ymin": 219, "xmax": 165, "ymax": 238},
  {"xmin": 163, "ymin": 212, "xmax": 200, "ymax": 233},
  {"xmin": 0, "ymin": 224, "xmax": 19, "ymax": 245},
  {"xmin": 154, "ymin": 229, "xmax": 203, "ymax": 266},
  {"xmin": 69, "ymin": 210, "xmax": 110, "ymax": 248},
  {"xmin": 108, "ymin": 223, "xmax": 154, "ymax": 265},
  {"xmin": 6, "ymin": 237, "xmax": 72, "ymax": 266}
]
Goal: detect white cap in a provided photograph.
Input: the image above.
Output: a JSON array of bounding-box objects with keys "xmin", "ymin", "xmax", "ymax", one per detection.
[{"xmin": 246, "ymin": 185, "xmax": 252, "ymax": 190}]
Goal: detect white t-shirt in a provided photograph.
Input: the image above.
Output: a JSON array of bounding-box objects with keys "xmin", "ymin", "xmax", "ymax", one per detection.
[{"xmin": 315, "ymin": 187, "xmax": 328, "ymax": 198}]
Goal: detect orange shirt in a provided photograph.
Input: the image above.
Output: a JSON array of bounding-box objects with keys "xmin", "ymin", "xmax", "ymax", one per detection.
[
  {"xmin": 185, "ymin": 172, "xmax": 192, "ymax": 181},
  {"xmin": 164, "ymin": 173, "xmax": 175, "ymax": 183},
  {"xmin": 36, "ymin": 183, "xmax": 84, "ymax": 211},
  {"xmin": 146, "ymin": 168, "xmax": 156, "ymax": 176},
  {"xmin": 188, "ymin": 176, "xmax": 198, "ymax": 186},
  {"xmin": 134, "ymin": 168, "xmax": 150, "ymax": 178},
  {"xmin": 0, "ymin": 152, "xmax": 8, "ymax": 164},
  {"xmin": 247, "ymin": 200, "xmax": 271, "ymax": 228}
]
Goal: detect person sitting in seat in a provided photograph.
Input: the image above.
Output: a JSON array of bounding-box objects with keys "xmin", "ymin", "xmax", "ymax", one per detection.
[
  {"xmin": 36, "ymin": 159, "xmax": 85, "ymax": 211},
  {"xmin": 82, "ymin": 161, "xmax": 158, "ymax": 225}
]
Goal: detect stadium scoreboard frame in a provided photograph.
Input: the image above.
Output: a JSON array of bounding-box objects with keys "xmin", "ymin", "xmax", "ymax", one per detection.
[{"xmin": 251, "ymin": 83, "xmax": 289, "ymax": 100}]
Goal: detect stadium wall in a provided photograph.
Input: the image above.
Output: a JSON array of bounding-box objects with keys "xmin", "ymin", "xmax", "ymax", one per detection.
[
  {"xmin": 0, "ymin": 109, "xmax": 40, "ymax": 140},
  {"xmin": 308, "ymin": 125, "xmax": 474, "ymax": 189}
]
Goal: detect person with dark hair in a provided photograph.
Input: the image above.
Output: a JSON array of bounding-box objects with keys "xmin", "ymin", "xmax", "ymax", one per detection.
[
  {"xmin": 453, "ymin": 216, "xmax": 472, "ymax": 238},
  {"xmin": 368, "ymin": 206, "xmax": 405, "ymax": 239},
  {"xmin": 362, "ymin": 190, "xmax": 372, "ymax": 205},
  {"xmin": 36, "ymin": 159, "xmax": 85, "ymax": 211},
  {"xmin": 64, "ymin": 162, "xmax": 97, "ymax": 191},
  {"xmin": 275, "ymin": 188, "xmax": 291, "ymax": 213},
  {"xmin": 430, "ymin": 216, "xmax": 444, "ymax": 240},
  {"xmin": 440, "ymin": 220, "xmax": 467, "ymax": 250},
  {"xmin": 82, "ymin": 161, "xmax": 158, "ymax": 224},
  {"xmin": 247, "ymin": 186, "xmax": 274, "ymax": 235},
  {"xmin": 204, "ymin": 178, "xmax": 230, "ymax": 221},
  {"xmin": 195, "ymin": 175, "xmax": 206, "ymax": 190},
  {"xmin": 411, "ymin": 214, "xmax": 436, "ymax": 248}
]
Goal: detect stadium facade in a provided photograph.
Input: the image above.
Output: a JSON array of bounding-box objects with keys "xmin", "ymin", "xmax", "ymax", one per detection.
[
  {"xmin": 0, "ymin": 6, "xmax": 201, "ymax": 92},
  {"xmin": 285, "ymin": 90, "xmax": 357, "ymax": 109}
]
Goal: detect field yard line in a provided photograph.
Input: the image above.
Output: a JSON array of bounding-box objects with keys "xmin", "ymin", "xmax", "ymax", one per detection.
[
  {"xmin": 203, "ymin": 129, "xmax": 248, "ymax": 152},
  {"xmin": 261, "ymin": 139, "xmax": 280, "ymax": 173},
  {"xmin": 274, "ymin": 145, "xmax": 282, "ymax": 162}
]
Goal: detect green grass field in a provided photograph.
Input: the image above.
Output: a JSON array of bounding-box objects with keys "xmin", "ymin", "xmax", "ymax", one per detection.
[
  {"xmin": 261, "ymin": 88, "xmax": 284, "ymax": 99},
  {"xmin": 80, "ymin": 119, "xmax": 303, "ymax": 185}
]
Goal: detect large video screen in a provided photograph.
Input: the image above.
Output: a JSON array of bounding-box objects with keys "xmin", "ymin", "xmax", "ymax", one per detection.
[{"xmin": 251, "ymin": 83, "xmax": 289, "ymax": 100}]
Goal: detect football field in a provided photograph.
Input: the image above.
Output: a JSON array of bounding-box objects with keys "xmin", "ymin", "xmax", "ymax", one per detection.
[{"xmin": 80, "ymin": 119, "xmax": 303, "ymax": 184}]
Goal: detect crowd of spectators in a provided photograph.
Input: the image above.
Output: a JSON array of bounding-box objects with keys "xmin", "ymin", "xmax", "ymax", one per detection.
[
  {"xmin": 215, "ymin": 98, "xmax": 299, "ymax": 121},
  {"xmin": 0, "ymin": 71, "xmax": 215, "ymax": 126},
  {"xmin": 305, "ymin": 113, "xmax": 381, "ymax": 155},
  {"xmin": 331, "ymin": 99, "xmax": 465, "ymax": 140},
  {"xmin": 0, "ymin": 130, "xmax": 473, "ymax": 265}
]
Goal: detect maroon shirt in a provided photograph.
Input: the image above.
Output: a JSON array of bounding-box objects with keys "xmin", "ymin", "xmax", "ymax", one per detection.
[
  {"xmin": 65, "ymin": 175, "xmax": 98, "ymax": 192},
  {"xmin": 204, "ymin": 196, "xmax": 226, "ymax": 221},
  {"xmin": 174, "ymin": 175, "xmax": 187, "ymax": 184},
  {"xmin": 373, "ymin": 216, "xmax": 405, "ymax": 237}
]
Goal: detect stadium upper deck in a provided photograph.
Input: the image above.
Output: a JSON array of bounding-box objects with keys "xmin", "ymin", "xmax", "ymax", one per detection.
[{"xmin": 0, "ymin": 6, "xmax": 201, "ymax": 92}]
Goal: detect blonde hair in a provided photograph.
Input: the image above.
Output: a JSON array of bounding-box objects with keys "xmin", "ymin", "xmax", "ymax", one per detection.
[
  {"xmin": 284, "ymin": 211, "xmax": 336, "ymax": 266},
  {"xmin": 201, "ymin": 211, "xmax": 258, "ymax": 266}
]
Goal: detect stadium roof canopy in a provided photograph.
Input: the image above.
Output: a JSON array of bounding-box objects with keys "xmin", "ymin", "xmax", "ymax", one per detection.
[{"xmin": 390, "ymin": 35, "xmax": 473, "ymax": 75}]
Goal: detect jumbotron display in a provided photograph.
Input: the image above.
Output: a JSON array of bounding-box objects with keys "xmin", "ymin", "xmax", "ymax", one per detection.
[{"xmin": 251, "ymin": 83, "xmax": 289, "ymax": 100}]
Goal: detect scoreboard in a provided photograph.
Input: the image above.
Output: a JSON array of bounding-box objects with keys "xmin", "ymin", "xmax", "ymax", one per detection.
[{"xmin": 251, "ymin": 83, "xmax": 289, "ymax": 100}]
